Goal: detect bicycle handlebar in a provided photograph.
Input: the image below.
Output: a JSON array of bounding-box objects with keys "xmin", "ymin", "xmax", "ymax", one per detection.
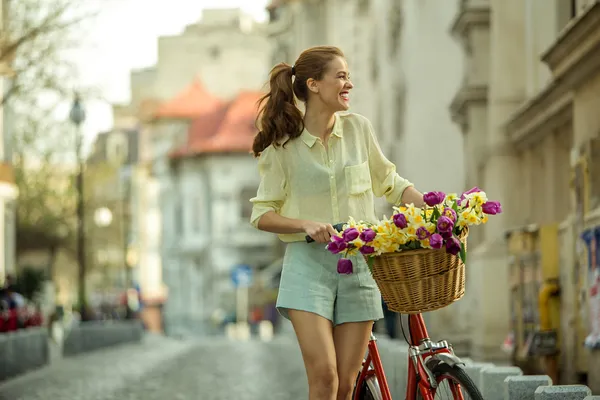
[{"xmin": 305, "ymin": 222, "xmax": 346, "ymax": 243}]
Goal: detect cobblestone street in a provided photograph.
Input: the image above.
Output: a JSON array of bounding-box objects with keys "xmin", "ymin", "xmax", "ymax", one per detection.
[{"xmin": 0, "ymin": 334, "xmax": 308, "ymax": 400}]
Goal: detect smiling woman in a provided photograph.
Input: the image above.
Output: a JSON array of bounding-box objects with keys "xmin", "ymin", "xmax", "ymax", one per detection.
[{"xmin": 249, "ymin": 45, "xmax": 424, "ymax": 400}]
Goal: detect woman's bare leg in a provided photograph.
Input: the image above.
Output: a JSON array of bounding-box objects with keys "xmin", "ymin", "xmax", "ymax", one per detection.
[
  {"xmin": 289, "ymin": 309, "xmax": 339, "ymax": 400},
  {"xmin": 333, "ymin": 321, "xmax": 374, "ymax": 400}
]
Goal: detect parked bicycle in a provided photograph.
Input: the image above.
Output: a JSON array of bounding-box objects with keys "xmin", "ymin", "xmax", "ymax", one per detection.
[{"xmin": 307, "ymin": 223, "xmax": 484, "ymax": 400}]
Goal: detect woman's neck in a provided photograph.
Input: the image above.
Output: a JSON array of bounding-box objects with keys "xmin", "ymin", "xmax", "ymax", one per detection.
[{"xmin": 303, "ymin": 106, "xmax": 335, "ymax": 141}]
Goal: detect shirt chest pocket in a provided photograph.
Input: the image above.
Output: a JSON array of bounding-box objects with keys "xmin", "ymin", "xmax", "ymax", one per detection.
[{"xmin": 344, "ymin": 161, "xmax": 372, "ymax": 195}]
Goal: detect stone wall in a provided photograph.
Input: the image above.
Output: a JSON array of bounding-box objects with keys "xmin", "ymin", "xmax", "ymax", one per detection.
[
  {"xmin": 0, "ymin": 328, "xmax": 48, "ymax": 381},
  {"xmin": 63, "ymin": 321, "xmax": 143, "ymax": 357},
  {"xmin": 377, "ymin": 338, "xmax": 599, "ymax": 399}
]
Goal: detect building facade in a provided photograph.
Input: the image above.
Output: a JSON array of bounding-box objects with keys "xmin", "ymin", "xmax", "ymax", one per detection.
[
  {"xmin": 0, "ymin": 0, "xmax": 18, "ymax": 283},
  {"xmin": 451, "ymin": 0, "xmax": 600, "ymax": 388},
  {"xmin": 86, "ymin": 128, "xmax": 139, "ymax": 290},
  {"xmin": 160, "ymin": 90, "xmax": 278, "ymax": 335},
  {"xmin": 115, "ymin": 8, "xmax": 273, "ymax": 335}
]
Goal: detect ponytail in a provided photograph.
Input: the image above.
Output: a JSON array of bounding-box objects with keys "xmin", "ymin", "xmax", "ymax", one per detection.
[{"xmin": 253, "ymin": 63, "xmax": 304, "ymax": 157}]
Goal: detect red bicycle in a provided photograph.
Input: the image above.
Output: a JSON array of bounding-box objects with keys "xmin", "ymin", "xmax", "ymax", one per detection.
[{"xmin": 353, "ymin": 314, "xmax": 483, "ymax": 399}]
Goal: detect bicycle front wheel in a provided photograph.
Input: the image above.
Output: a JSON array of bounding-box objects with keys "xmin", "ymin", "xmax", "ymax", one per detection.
[
  {"xmin": 353, "ymin": 372, "xmax": 381, "ymax": 400},
  {"xmin": 416, "ymin": 363, "xmax": 483, "ymax": 400}
]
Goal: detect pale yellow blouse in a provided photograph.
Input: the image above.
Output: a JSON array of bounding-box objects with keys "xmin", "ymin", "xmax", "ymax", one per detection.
[{"xmin": 250, "ymin": 112, "xmax": 414, "ymax": 242}]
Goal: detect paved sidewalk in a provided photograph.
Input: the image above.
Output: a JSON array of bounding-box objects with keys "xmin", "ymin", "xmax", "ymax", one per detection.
[
  {"xmin": 111, "ymin": 336, "xmax": 307, "ymax": 400},
  {"xmin": 0, "ymin": 334, "xmax": 195, "ymax": 400}
]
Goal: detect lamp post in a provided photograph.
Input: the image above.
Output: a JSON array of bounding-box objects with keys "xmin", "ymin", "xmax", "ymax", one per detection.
[{"xmin": 69, "ymin": 94, "xmax": 87, "ymax": 320}]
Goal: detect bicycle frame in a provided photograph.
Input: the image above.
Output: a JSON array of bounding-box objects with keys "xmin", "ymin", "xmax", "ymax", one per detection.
[{"xmin": 354, "ymin": 313, "xmax": 464, "ymax": 400}]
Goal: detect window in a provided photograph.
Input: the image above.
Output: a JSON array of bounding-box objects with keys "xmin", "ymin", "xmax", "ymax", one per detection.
[
  {"xmin": 388, "ymin": 2, "xmax": 402, "ymax": 57},
  {"xmin": 174, "ymin": 201, "xmax": 183, "ymax": 236},
  {"xmin": 191, "ymin": 195, "xmax": 203, "ymax": 233},
  {"xmin": 268, "ymin": 6, "xmax": 280, "ymax": 22},
  {"xmin": 209, "ymin": 46, "xmax": 221, "ymax": 59},
  {"xmin": 106, "ymin": 132, "xmax": 128, "ymax": 164}
]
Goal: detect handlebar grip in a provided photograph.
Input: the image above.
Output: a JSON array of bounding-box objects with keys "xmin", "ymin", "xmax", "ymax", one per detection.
[{"xmin": 305, "ymin": 223, "xmax": 345, "ymax": 243}]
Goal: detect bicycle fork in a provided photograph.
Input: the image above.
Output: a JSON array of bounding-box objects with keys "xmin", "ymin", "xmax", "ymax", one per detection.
[{"xmin": 409, "ymin": 339, "xmax": 466, "ymax": 399}]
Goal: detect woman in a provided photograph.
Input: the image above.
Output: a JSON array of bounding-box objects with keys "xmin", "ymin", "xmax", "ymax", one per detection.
[{"xmin": 250, "ymin": 46, "xmax": 424, "ymax": 400}]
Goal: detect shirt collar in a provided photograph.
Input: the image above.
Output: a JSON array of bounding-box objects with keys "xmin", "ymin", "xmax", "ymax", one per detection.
[{"xmin": 300, "ymin": 114, "xmax": 343, "ymax": 148}]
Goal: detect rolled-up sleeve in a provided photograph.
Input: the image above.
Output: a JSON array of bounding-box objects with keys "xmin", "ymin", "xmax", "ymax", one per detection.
[
  {"xmin": 365, "ymin": 119, "xmax": 414, "ymax": 205},
  {"xmin": 249, "ymin": 145, "xmax": 286, "ymax": 228}
]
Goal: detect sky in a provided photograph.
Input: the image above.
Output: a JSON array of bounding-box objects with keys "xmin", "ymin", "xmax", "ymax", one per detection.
[{"xmin": 68, "ymin": 0, "xmax": 269, "ymax": 144}]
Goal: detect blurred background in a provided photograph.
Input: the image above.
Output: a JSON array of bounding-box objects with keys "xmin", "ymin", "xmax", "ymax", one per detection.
[{"xmin": 1, "ymin": 0, "xmax": 600, "ymax": 398}]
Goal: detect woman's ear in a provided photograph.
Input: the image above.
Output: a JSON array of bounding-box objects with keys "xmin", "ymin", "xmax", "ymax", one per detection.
[{"xmin": 306, "ymin": 78, "xmax": 319, "ymax": 94}]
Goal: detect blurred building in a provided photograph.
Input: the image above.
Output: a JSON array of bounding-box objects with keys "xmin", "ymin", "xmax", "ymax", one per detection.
[
  {"xmin": 451, "ymin": 0, "xmax": 600, "ymax": 388},
  {"xmin": 0, "ymin": 0, "xmax": 17, "ymax": 283},
  {"xmin": 86, "ymin": 129, "xmax": 138, "ymax": 290},
  {"xmin": 159, "ymin": 88, "xmax": 276, "ymax": 335},
  {"xmin": 266, "ymin": 0, "xmax": 466, "ymax": 347},
  {"xmin": 114, "ymin": 8, "xmax": 274, "ymax": 335}
]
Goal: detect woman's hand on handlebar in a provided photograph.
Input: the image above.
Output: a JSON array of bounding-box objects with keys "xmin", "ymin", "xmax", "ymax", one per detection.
[{"xmin": 302, "ymin": 221, "xmax": 337, "ymax": 244}]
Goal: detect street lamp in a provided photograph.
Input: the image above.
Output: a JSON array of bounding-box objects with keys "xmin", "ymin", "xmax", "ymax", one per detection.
[
  {"xmin": 94, "ymin": 207, "xmax": 113, "ymax": 228},
  {"xmin": 69, "ymin": 94, "xmax": 87, "ymax": 320}
]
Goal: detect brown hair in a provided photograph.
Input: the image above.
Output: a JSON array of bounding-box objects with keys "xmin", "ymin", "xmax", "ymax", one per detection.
[{"xmin": 252, "ymin": 46, "xmax": 345, "ymax": 157}]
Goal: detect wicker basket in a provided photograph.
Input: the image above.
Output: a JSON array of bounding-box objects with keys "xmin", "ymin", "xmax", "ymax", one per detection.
[{"xmin": 370, "ymin": 229, "xmax": 468, "ymax": 314}]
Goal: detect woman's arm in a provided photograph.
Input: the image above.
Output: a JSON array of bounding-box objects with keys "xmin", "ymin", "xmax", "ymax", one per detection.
[
  {"xmin": 257, "ymin": 211, "xmax": 337, "ymax": 243},
  {"xmin": 364, "ymin": 117, "xmax": 421, "ymax": 206},
  {"xmin": 400, "ymin": 186, "xmax": 425, "ymax": 208},
  {"xmin": 256, "ymin": 211, "xmax": 306, "ymax": 234}
]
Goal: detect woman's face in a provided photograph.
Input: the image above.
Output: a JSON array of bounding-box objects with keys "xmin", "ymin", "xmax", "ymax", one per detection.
[{"xmin": 308, "ymin": 56, "xmax": 353, "ymax": 113}]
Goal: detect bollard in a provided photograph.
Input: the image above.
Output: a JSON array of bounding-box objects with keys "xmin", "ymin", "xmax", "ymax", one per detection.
[
  {"xmin": 480, "ymin": 366, "xmax": 523, "ymax": 400},
  {"xmin": 258, "ymin": 320, "xmax": 273, "ymax": 342},
  {"xmin": 504, "ymin": 375, "xmax": 552, "ymax": 400},
  {"xmin": 464, "ymin": 362, "xmax": 495, "ymax": 389},
  {"xmin": 534, "ymin": 385, "xmax": 591, "ymax": 400}
]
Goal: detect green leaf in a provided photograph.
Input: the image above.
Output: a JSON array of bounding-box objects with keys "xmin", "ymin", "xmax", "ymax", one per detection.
[
  {"xmin": 460, "ymin": 242, "xmax": 467, "ymax": 264},
  {"xmin": 452, "ymin": 200, "xmax": 459, "ymax": 213},
  {"xmin": 367, "ymin": 256, "xmax": 374, "ymax": 274},
  {"xmin": 431, "ymin": 207, "xmax": 440, "ymax": 222}
]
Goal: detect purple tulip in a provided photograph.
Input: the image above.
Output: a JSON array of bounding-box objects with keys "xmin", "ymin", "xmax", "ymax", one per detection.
[
  {"xmin": 445, "ymin": 236, "xmax": 461, "ymax": 256},
  {"xmin": 460, "ymin": 187, "xmax": 481, "ymax": 200},
  {"xmin": 423, "ymin": 191, "xmax": 446, "ymax": 207},
  {"xmin": 430, "ymin": 233, "xmax": 444, "ymax": 249},
  {"xmin": 437, "ymin": 215, "xmax": 454, "ymax": 233},
  {"xmin": 482, "ymin": 201, "xmax": 502, "ymax": 215},
  {"xmin": 416, "ymin": 226, "xmax": 431, "ymax": 240},
  {"xmin": 342, "ymin": 227, "xmax": 360, "ymax": 242},
  {"xmin": 442, "ymin": 207, "xmax": 457, "ymax": 222},
  {"xmin": 337, "ymin": 258, "xmax": 353, "ymax": 274},
  {"xmin": 326, "ymin": 236, "xmax": 347, "ymax": 254},
  {"xmin": 440, "ymin": 230, "xmax": 453, "ymax": 240},
  {"xmin": 393, "ymin": 213, "xmax": 408, "ymax": 229},
  {"xmin": 359, "ymin": 245, "xmax": 375, "ymax": 255},
  {"xmin": 359, "ymin": 229, "xmax": 376, "ymax": 243}
]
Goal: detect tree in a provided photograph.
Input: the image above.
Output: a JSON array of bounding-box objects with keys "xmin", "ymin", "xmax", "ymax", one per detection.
[
  {"xmin": 1, "ymin": 0, "xmax": 94, "ymax": 105},
  {"xmin": 3, "ymin": 0, "xmax": 98, "ymax": 258}
]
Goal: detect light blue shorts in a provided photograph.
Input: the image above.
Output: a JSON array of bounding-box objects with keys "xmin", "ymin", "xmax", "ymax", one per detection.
[{"xmin": 276, "ymin": 241, "xmax": 384, "ymax": 326}]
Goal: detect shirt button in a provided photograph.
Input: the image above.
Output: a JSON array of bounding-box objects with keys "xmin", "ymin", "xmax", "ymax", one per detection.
[{"xmin": 329, "ymin": 159, "xmax": 333, "ymax": 163}]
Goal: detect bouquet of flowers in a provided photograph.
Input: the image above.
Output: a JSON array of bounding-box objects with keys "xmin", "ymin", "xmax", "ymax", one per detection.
[{"xmin": 326, "ymin": 187, "xmax": 502, "ymax": 274}]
